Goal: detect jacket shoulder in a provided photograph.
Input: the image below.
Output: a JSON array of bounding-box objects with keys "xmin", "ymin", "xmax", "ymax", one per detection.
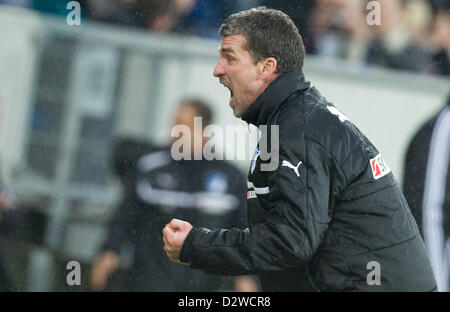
[{"xmin": 276, "ymin": 87, "xmax": 379, "ymax": 183}]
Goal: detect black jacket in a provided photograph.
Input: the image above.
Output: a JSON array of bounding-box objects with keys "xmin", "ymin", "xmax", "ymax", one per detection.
[
  {"xmin": 103, "ymin": 147, "xmax": 247, "ymax": 291},
  {"xmin": 180, "ymin": 71, "xmax": 437, "ymax": 291},
  {"xmin": 403, "ymin": 99, "xmax": 450, "ymax": 291}
]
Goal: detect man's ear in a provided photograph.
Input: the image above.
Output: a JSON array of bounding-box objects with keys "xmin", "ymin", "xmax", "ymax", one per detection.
[{"xmin": 259, "ymin": 57, "xmax": 277, "ymax": 80}]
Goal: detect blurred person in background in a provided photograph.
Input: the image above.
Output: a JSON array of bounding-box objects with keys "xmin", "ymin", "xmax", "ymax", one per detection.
[
  {"xmin": 365, "ymin": 0, "xmax": 432, "ymax": 72},
  {"xmin": 172, "ymin": 0, "xmax": 225, "ymax": 38},
  {"xmin": 403, "ymin": 95, "xmax": 450, "ymax": 292},
  {"xmin": 308, "ymin": 0, "xmax": 346, "ymax": 57},
  {"xmin": 307, "ymin": 0, "xmax": 372, "ymax": 60},
  {"xmin": 90, "ymin": 99, "xmax": 258, "ymax": 292},
  {"xmin": 337, "ymin": 0, "xmax": 373, "ymax": 62},
  {"xmin": 428, "ymin": 6, "xmax": 450, "ymax": 76},
  {"xmin": 80, "ymin": 0, "xmax": 146, "ymax": 27},
  {"xmin": 260, "ymin": 0, "xmax": 315, "ymax": 52},
  {"xmin": 402, "ymin": 0, "xmax": 450, "ymax": 76},
  {"xmin": 137, "ymin": 0, "xmax": 198, "ymax": 33},
  {"xmin": 174, "ymin": 0, "xmax": 265, "ymax": 38},
  {"xmin": 403, "ymin": 0, "xmax": 434, "ymax": 43}
]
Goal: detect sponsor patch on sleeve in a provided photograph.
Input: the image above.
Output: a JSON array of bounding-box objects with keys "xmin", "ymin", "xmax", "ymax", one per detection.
[
  {"xmin": 370, "ymin": 154, "xmax": 391, "ymax": 180},
  {"xmin": 247, "ymin": 190, "xmax": 257, "ymax": 199}
]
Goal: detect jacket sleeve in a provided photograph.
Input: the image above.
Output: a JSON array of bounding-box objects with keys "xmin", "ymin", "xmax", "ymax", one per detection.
[{"xmin": 180, "ymin": 132, "xmax": 341, "ymax": 275}]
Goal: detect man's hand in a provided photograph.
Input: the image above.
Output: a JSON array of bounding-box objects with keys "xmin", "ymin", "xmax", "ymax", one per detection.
[
  {"xmin": 234, "ymin": 276, "xmax": 260, "ymax": 292},
  {"xmin": 163, "ymin": 219, "xmax": 193, "ymax": 265},
  {"xmin": 90, "ymin": 251, "xmax": 119, "ymax": 291}
]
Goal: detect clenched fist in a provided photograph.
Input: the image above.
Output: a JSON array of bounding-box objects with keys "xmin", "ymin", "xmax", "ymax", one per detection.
[{"xmin": 162, "ymin": 219, "xmax": 193, "ymax": 265}]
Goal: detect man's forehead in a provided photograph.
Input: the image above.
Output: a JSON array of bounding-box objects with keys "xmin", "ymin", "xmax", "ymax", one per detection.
[{"xmin": 218, "ymin": 34, "xmax": 246, "ymax": 52}]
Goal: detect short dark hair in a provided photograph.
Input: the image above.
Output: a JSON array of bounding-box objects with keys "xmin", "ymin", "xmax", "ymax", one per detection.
[
  {"xmin": 180, "ymin": 98, "xmax": 213, "ymax": 127},
  {"xmin": 219, "ymin": 7, "xmax": 305, "ymax": 73}
]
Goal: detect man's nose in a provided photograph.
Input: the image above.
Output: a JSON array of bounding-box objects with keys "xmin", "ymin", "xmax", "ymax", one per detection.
[{"xmin": 213, "ymin": 61, "xmax": 225, "ymax": 77}]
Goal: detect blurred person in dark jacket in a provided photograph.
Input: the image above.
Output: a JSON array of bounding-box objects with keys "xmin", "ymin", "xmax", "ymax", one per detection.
[
  {"xmin": 90, "ymin": 99, "xmax": 257, "ymax": 292},
  {"xmin": 403, "ymin": 95, "xmax": 450, "ymax": 291}
]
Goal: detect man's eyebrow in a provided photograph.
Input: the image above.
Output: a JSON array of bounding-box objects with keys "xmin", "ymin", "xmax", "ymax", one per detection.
[{"xmin": 219, "ymin": 48, "xmax": 236, "ymax": 55}]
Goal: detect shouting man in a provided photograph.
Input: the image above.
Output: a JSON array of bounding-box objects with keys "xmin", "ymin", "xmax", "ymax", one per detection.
[{"xmin": 163, "ymin": 7, "xmax": 437, "ymax": 291}]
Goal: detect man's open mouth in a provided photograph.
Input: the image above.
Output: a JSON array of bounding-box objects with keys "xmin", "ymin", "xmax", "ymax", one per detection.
[
  {"xmin": 228, "ymin": 87, "xmax": 234, "ymax": 98},
  {"xmin": 221, "ymin": 80, "xmax": 233, "ymax": 98}
]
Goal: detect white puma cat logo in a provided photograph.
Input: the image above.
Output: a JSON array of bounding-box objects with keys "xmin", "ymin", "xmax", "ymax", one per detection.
[{"xmin": 282, "ymin": 160, "xmax": 303, "ymax": 177}]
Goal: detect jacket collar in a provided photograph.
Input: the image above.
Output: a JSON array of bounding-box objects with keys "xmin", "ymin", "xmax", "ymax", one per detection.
[{"xmin": 241, "ymin": 70, "xmax": 310, "ymax": 126}]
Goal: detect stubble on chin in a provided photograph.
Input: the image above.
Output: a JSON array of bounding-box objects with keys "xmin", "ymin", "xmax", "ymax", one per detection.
[{"xmin": 232, "ymin": 105, "xmax": 244, "ymax": 118}]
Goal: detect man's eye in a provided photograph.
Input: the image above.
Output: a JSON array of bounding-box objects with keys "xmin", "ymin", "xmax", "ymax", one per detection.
[{"xmin": 226, "ymin": 56, "xmax": 234, "ymax": 62}]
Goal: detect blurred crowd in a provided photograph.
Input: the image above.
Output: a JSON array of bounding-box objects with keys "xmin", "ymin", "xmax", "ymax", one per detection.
[{"xmin": 0, "ymin": 0, "xmax": 449, "ymax": 76}]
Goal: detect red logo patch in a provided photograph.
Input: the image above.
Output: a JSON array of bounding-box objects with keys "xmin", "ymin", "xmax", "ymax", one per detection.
[
  {"xmin": 247, "ymin": 190, "xmax": 257, "ymax": 199},
  {"xmin": 370, "ymin": 154, "xmax": 391, "ymax": 180}
]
